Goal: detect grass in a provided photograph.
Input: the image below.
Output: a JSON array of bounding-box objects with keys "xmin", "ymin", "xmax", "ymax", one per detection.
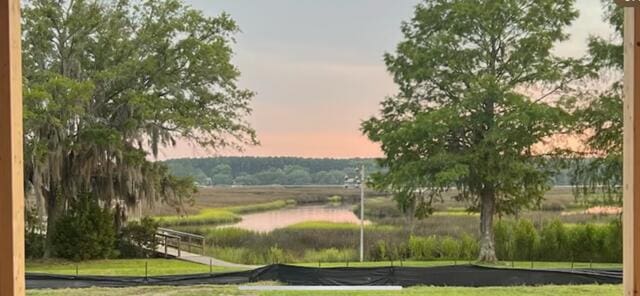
[
  {"xmin": 27, "ymin": 284, "xmax": 623, "ymax": 295},
  {"xmin": 286, "ymin": 221, "xmax": 394, "ymax": 231},
  {"xmin": 143, "ymin": 186, "xmax": 388, "ymax": 216},
  {"xmin": 156, "ymin": 200, "xmax": 293, "ymax": 227},
  {"xmin": 26, "ymin": 259, "xmax": 246, "ymax": 276},
  {"xmin": 295, "ymin": 260, "xmax": 622, "ymax": 270},
  {"xmin": 25, "ymin": 259, "xmax": 622, "ymax": 295}
]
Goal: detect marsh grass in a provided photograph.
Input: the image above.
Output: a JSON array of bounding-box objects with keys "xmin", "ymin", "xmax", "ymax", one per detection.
[{"xmin": 156, "ymin": 200, "xmax": 293, "ymax": 227}]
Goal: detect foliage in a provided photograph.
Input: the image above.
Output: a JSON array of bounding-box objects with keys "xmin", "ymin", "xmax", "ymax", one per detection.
[
  {"xmin": 303, "ymin": 248, "xmax": 358, "ymax": 263},
  {"xmin": 157, "ymin": 200, "xmax": 291, "ymax": 227},
  {"xmin": 362, "ymin": 0, "xmax": 582, "ymax": 262},
  {"xmin": 512, "ymin": 220, "xmax": 539, "ymax": 261},
  {"xmin": 21, "ymin": 0, "xmax": 254, "ymax": 255},
  {"xmin": 164, "ymin": 157, "xmax": 379, "ymax": 185},
  {"xmin": 25, "ymin": 206, "xmax": 46, "ymax": 259},
  {"xmin": 118, "ymin": 217, "xmax": 160, "ymax": 258},
  {"xmin": 51, "ymin": 195, "xmax": 116, "ymax": 261},
  {"xmin": 493, "ymin": 219, "xmax": 620, "ymax": 263},
  {"xmin": 570, "ymin": 1, "xmax": 623, "ymax": 204}
]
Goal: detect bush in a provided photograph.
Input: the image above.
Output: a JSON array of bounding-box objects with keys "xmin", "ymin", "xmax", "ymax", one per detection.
[
  {"xmin": 513, "ymin": 219, "xmax": 538, "ymax": 261},
  {"xmin": 604, "ymin": 220, "xmax": 622, "ymax": 262},
  {"xmin": 118, "ymin": 217, "xmax": 159, "ymax": 258},
  {"xmin": 304, "ymin": 248, "xmax": 357, "ymax": 262},
  {"xmin": 439, "ymin": 236, "xmax": 461, "ymax": 260},
  {"xmin": 370, "ymin": 240, "xmax": 389, "ymax": 261},
  {"xmin": 52, "ymin": 195, "xmax": 116, "ymax": 261},
  {"xmin": 408, "ymin": 236, "xmax": 438, "ymax": 260},
  {"xmin": 459, "ymin": 233, "xmax": 479, "ymax": 261},
  {"xmin": 493, "ymin": 220, "xmax": 513, "ymax": 260},
  {"xmin": 538, "ymin": 219, "xmax": 568, "ymax": 261},
  {"xmin": 268, "ymin": 245, "xmax": 288, "ymax": 264},
  {"xmin": 25, "ymin": 206, "xmax": 45, "ymax": 259}
]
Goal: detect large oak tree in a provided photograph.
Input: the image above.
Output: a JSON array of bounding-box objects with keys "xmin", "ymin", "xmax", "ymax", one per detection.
[
  {"xmin": 22, "ymin": 0, "xmax": 256, "ymax": 255},
  {"xmin": 363, "ymin": 0, "xmax": 581, "ymax": 262}
]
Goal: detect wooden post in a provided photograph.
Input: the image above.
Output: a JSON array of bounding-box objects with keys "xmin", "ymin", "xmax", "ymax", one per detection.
[
  {"xmin": 624, "ymin": 5, "xmax": 640, "ymax": 296},
  {"xmin": 0, "ymin": 0, "xmax": 25, "ymax": 295}
]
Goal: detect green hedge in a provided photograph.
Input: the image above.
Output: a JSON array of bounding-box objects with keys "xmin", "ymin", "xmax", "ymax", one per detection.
[{"xmin": 494, "ymin": 219, "xmax": 621, "ymax": 263}]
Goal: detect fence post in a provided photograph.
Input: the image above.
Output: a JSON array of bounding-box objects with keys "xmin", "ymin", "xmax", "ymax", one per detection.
[
  {"xmin": 164, "ymin": 236, "xmax": 168, "ymax": 257},
  {"xmin": 188, "ymin": 236, "xmax": 191, "ymax": 252}
]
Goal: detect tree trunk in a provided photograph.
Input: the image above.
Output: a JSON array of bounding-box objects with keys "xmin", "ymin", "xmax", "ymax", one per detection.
[
  {"xmin": 43, "ymin": 186, "xmax": 62, "ymax": 258},
  {"xmin": 477, "ymin": 187, "xmax": 497, "ymax": 263}
]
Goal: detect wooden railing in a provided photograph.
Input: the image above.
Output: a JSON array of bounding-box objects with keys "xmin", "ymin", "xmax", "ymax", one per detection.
[{"xmin": 155, "ymin": 228, "xmax": 206, "ymax": 257}]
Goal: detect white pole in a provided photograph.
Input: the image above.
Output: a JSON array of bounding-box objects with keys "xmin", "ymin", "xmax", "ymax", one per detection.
[{"xmin": 360, "ymin": 164, "xmax": 365, "ymax": 263}]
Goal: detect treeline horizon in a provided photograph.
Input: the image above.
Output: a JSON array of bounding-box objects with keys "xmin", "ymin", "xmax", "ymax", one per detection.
[
  {"xmin": 162, "ymin": 156, "xmax": 574, "ymax": 186},
  {"xmin": 163, "ymin": 156, "xmax": 379, "ymax": 186}
]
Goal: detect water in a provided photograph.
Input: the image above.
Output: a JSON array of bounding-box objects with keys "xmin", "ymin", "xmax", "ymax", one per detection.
[{"xmin": 221, "ymin": 204, "xmax": 364, "ymax": 232}]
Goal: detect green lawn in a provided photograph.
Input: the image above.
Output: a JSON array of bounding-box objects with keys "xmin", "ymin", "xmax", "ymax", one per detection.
[
  {"xmin": 296, "ymin": 260, "xmax": 622, "ymax": 270},
  {"xmin": 26, "ymin": 259, "xmax": 621, "ymax": 277},
  {"xmin": 26, "ymin": 259, "xmax": 622, "ymax": 295},
  {"xmin": 26, "ymin": 259, "xmax": 246, "ymax": 276},
  {"xmin": 27, "ymin": 284, "xmax": 622, "ymax": 296}
]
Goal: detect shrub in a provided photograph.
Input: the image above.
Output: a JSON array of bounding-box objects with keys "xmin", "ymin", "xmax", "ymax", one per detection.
[
  {"xmin": 538, "ymin": 219, "xmax": 568, "ymax": 261},
  {"xmin": 604, "ymin": 220, "xmax": 622, "ymax": 262},
  {"xmin": 493, "ymin": 220, "xmax": 513, "ymax": 260},
  {"xmin": 25, "ymin": 206, "xmax": 45, "ymax": 259},
  {"xmin": 304, "ymin": 248, "xmax": 357, "ymax": 263},
  {"xmin": 513, "ymin": 219, "xmax": 538, "ymax": 261},
  {"xmin": 439, "ymin": 236, "xmax": 461, "ymax": 260},
  {"xmin": 118, "ymin": 217, "xmax": 159, "ymax": 258},
  {"xmin": 459, "ymin": 233, "xmax": 479, "ymax": 261},
  {"xmin": 268, "ymin": 245, "xmax": 288, "ymax": 264},
  {"xmin": 370, "ymin": 240, "xmax": 389, "ymax": 261},
  {"xmin": 408, "ymin": 236, "xmax": 438, "ymax": 260},
  {"xmin": 52, "ymin": 195, "xmax": 116, "ymax": 261}
]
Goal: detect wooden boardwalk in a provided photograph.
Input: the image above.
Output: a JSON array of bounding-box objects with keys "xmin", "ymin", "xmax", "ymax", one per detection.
[{"xmin": 155, "ymin": 227, "xmax": 259, "ymax": 269}]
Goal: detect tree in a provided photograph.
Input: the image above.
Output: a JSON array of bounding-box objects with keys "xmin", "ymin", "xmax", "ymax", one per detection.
[
  {"xmin": 362, "ymin": 0, "xmax": 581, "ymax": 262},
  {"xmin": 22, "ymin": 0, "xmax": 256, "ymax": 256},
  {"xmin": 571, "ymin": 1, "xmax": 623, "ymax": 205}
]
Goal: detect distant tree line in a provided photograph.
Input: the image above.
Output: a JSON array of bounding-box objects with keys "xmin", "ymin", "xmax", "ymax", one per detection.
[
  {"xmin": 163, "ymin": 157, "xmax": 380, "ymax": 186},
  {"xmin": 162, "ymin": 157, "xmax": 577, "ymax": 187}
]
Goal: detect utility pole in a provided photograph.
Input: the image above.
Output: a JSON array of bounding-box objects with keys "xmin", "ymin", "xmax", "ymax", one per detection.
[{"xmin": 359, "ymin": 164, "xmax": 365, "ymax": 263}]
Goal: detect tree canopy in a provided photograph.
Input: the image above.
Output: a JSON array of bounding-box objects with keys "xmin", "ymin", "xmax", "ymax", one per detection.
[
  {"xmin": 22, "ymin": 0, "xmax": 256, "ymax": 255},
  {"xmin": 362, "ymin": 0, "xmax": 582, "ymax": 262},
  {"xmin": 570, "ymin": 1, "xmax": 623, "ymax": 205}
]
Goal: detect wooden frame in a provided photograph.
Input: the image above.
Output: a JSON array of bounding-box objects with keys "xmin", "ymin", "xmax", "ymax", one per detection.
[
  {"xmin": 0, "ymin": 0, "xmax": 25, "ymax": 295},
  {"xmin": 624, "ymin": 6, "xmax": 640, "ymax": 296}
]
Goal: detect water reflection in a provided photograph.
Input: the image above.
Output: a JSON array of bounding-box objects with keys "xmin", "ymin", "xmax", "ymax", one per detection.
[{"xmin": 220, "ymin": 204, "xmax": 365, "ymax": 232}]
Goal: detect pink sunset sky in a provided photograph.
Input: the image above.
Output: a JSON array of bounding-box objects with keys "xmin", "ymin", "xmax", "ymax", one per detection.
[{"xmin": 159, "ymin": 0, "xmax": 613, "ymax": 160}]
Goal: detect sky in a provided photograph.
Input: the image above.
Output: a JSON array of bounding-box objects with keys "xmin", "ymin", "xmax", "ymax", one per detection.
[{"xmin": 160, "ymin": 0, "xmax": 614, "ymax": 160}]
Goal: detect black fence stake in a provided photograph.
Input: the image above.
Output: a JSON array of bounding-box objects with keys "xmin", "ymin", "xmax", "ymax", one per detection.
[
  {"xmin": 75, "ymin": 265, "xmax": 78, "ymax": 277},
  {"xmin": 145, "ymin": 261, "xmax": 148, "ymax": 281},
  {"xmin": 210, "ymin": 258, "xmax": 213, "ymax": 274},
  {"xmin": 571, "ymin": 260, "xmax": 574, "ymax": 271}
]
